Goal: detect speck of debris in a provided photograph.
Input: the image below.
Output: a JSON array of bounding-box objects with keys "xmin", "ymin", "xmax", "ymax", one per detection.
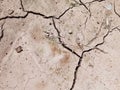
[
  {"xmin": 8, "ymin": 9, "xmax": 14, "ymax": 15},
  {"xmin": 68, "ymin": 30, "xmax": 73, "ymax": 34},
  {"xmin": 16, "ymin": 46, "xmax": 23, "ymax": 53},
  {"xmin": 97, "ymin": 22, "xmax": 100, "ymax": 24},
  {"xmin": 9, "ymin": 71, "xmax": 12, "ymax": 73},
  {"xmin": 88, "ymin": 63, "xmax": 94, "ymax": 68},
  {"xmin": 49, "ymin": 23, "xmax": 52, "ymax": 25},
  {"xmin": 10, "ymin": 42, "xmax": 13, "ymax": 45}
]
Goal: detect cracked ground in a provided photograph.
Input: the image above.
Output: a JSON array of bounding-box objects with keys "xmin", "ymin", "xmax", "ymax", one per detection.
[{"xmin": 0, "ymin": 0, "xmax": 120, "ymax": 90}]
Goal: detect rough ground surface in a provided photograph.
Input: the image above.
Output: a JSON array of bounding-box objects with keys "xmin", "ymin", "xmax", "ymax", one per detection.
[{"xmin": 0, "ymin": 0, "xmax": 120, "ymax": 90}]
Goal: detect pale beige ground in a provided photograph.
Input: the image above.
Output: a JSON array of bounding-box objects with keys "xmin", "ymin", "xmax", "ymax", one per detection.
[{"xmin": 0, "ymin": 0, "xmax": 120, "ymax": 90}]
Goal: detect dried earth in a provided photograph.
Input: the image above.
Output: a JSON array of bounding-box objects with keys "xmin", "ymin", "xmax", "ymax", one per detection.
[{"xmin": 0, "ymin": 0, "xmax": 120, "ymax": 90}]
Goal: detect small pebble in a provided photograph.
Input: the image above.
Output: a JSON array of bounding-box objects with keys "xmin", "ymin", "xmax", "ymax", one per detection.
[{"xmin": 16, "ymin": 46, "xmax": 23, "ymax": 53}]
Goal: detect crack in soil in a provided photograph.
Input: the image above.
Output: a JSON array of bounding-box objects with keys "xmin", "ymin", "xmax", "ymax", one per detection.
[
  {"xmin": 52, "ymin": 18, "xmax": 81, "ymax": 58},
  {"xmin": 69, "ymin": 26, "xmax": 120, "ymax": 90},
  {"xmin": 0, "ymin": 0, "xmax": 74, "ymax": 21},
  {"xmin": 0, "ymin": 0, "xmax": 105, "ymax": 21},
  {"xmin": 0, "ymin": 22, "xmax": 5, "ymax": 41},
  {"xmin": 70, "ymin": 32, "xmax": 112, "ymax": 90},
  {"xmin": 114, "ymin": 0, "xmax": 120, "ymax": 18},
  {"xmin": 52, "ymin": 18, "xmax": 119, "ymax": 90},
  {"xmin": 1, "ymin": 0, "xmax": 120, "ymax": 90},
  {"xmin": 79, "ymin": 0, "xmax": 91, "ymax": 17}
]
